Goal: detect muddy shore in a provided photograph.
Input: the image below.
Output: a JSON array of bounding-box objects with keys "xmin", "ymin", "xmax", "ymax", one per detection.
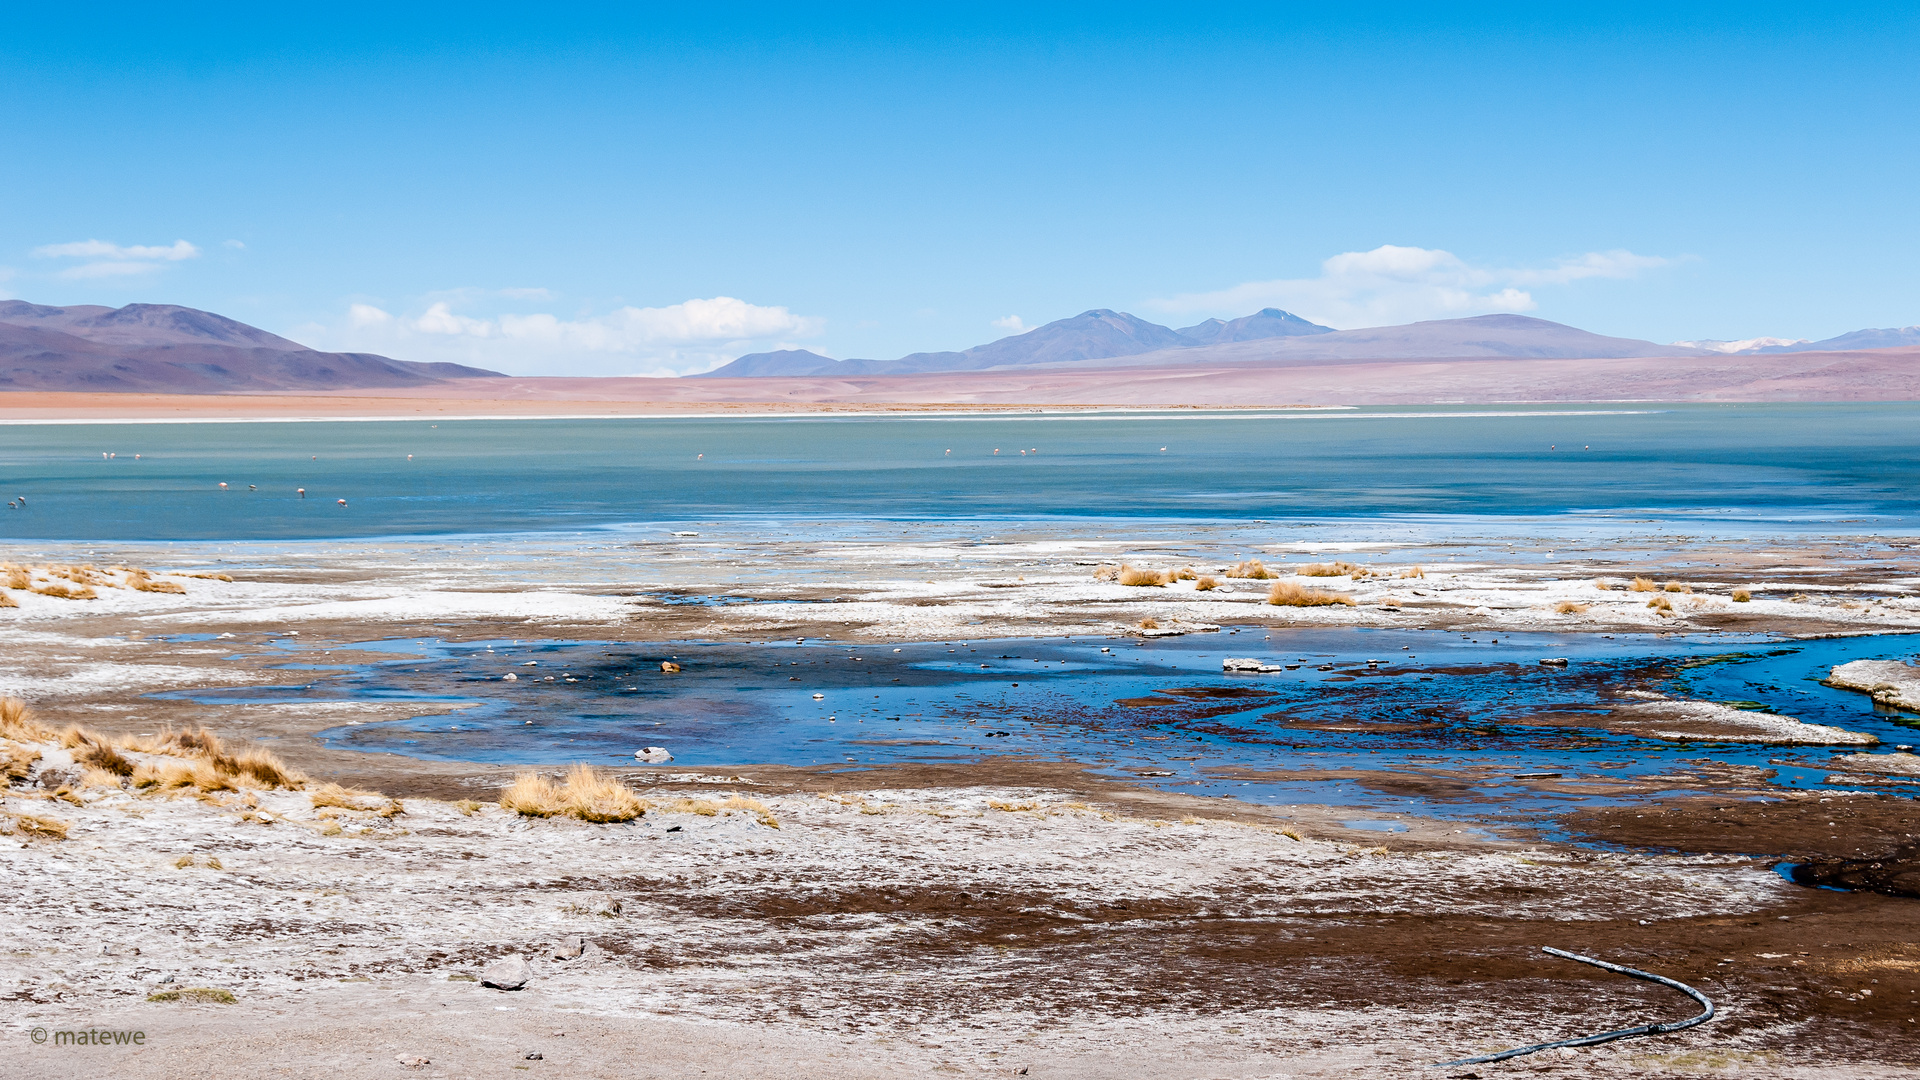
[{"xmin": 3, "ymin": 539, "xmax": 1919, "ymax": 1077}]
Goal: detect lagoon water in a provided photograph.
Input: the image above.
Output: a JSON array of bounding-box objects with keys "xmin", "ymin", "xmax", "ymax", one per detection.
[
  {"xmin": 4, "ymin": 403, "xmax": 1920, "ymax": 541},
  {"xmin": 157, "ymin": 628, "xmax": 1920, "ymax": 830}
]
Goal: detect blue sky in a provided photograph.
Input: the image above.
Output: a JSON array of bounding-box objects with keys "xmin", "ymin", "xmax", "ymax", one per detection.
[{"xmin": 2, "ymin": 3, "xmax": 1916, "ymax": 375}]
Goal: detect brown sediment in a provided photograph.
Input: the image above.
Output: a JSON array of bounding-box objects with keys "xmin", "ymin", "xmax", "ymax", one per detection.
[{"xmin": 1563, "ymin": 791, "xmax": 1920, "ymax": 862}]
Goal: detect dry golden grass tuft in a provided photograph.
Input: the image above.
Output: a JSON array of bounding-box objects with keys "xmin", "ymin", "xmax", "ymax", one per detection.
[
  {"xmin": 3, "ymin": 566, "xmax": 28, "ymax": 590},
  {"xmin": 182, "ymin": 572, "xmax": 234, "ymax": 582},
  {"xmin": 1629, "ymin": 577, "xmax": 1657, "ymax": 592},
  {"xmin": 1554, "ymin": 601, "xmax": 1591, "ymax": 614},
  {"xmin": 560, "ymin": 764, "xmax": 644, "ymax": 822},
  {"xmin": 8, "ymin": 811, "xmax": 70, "ymax": 840},
  {"xmin": 1172, "ymin": 567, "xmax": 1197, "ymax": 581},
  {"xmin": 1092, "ymin": 564, "xmax": 1119, "ymax": 582},
  {"xmin": 454, "ymin": 799, "xmax": 483, "ymax": 816},
  {"xmin": 1594, "ymin": 579, "xmax": 1616, "ymax": 591},
  {"xmin": 1400, "ymin": 565, "xmax": 1426, "ymax": 579},
  {"xmin": 31, "ymin": 580, "xmax": 97, "ymax": 600},
  {"xmin": 0, "ymin": 591, "xmax": 15, "ymax": 608},
  {"xmin": 1732, "ymin": 588, "xmax": 1753, "ymax": 602},
  {"xmin": 988, "ymin": 799, "xmax": 1039, "ymax": 812},
  {"xmin": 1663, "ymin": 580, "xmax": 1691, "ymax": 594},
  {"xmin": 0, "ymin": 698, "xmax": 56, "ymax": 742},
  {"xmin": 500, "ymin": 766, "xmax": 642, "ymax": 822},
  {"xmin": 1137, "ymin": 617, "xmax": 1160, "ymax": 629},
  {"xmin": 3, "ymin": 743, "xmax": 41, "ymax": 782},
  {"xmin": 69, "ymin": 734, "xmax": 134, "ymax": 777},
  {"xmin": 1194, "ymin": 575, "xmax": 1219, "ymax": 591},
  {"xmin": 1117, "ymin": 564, "xmax": 1169, "ymax": 587},
  {"xmin": 1225, "ymin": 559, "xmax": 1273, "ymax": 579},
  {"xmin": 1268, "ymin": 581, "xmax": 1356, "ymax": 607},
  {"xmin": 1647, "ymin": 595, "xmax": 1674, "ymax": 614},
  {"xmin": 310, "ymin": 783, "xmax": 399, "ymax": 815},
  {"xmin": 1299, "ymin": 561, "xmax": 1361, "ymax": 578},
  {"xmin": 126, "ymin": 569, "xmax": 186, "ymax": 594},
  {"xmin": 134, "ymin": 759, "xmax": 233, "ymax": 794},
  {"xmin": 80, "ymin": 766, "xmax": 126, "ymax": 789},
  {"xmin": 1279, "ymin": 826, "xmax": 1305, "ymax": 841}
]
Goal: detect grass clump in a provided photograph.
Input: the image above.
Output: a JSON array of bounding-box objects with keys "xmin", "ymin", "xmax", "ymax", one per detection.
[
  {"xmin": 1299, "ymin": 561, "xmax": 1361, "ymax": 578},
  {"xmin": 500, "ymin": 766, "xmax": 643, "ymax": 822},
  {"xmin": 1, "ymin": 698, "xmax": 56, "ymax": 742},
  {"xmin": 1628, "ymin": 577, "xmax": 1657, "ymax": 592},
  {"xmin": 1268, "ymin": 582, "xmax": 1356, "ymax": 608},
  {"xmin": 8, "ymin": 812, "xmax": 70, "ymax": 840},
  {"xmin": 1194, "ymin": 575, "xmax": 1219, "ymax": 591},
  {"xmin": 146, "ymin": 987, "xmax": 235, "ymax": 1004},
  {"xmin": 31, "ymin": 581, "xmax": 97, "ymax": 600},
  {"xmin": 454, "ymin": 799, "xmax": 483, "ymax": 816},
  {"xmin": 125, "ymin": 569, "xmax": 186, "ymax": 594},
  {"xmin": 1647, "ymin": 595, "xmax": 1674, "ymax": 616},
  {"xmin": 1117, "ymin": 564, "xmax": 1169, "ymax": 587},
  {"xmin": 1400, "ymin": 566, "xmax": 1425, "ymax": 579},
  {"xmin": 1092, "ymin": 564, "xmax": 1119, "ymax": 582},
  {"xmin": 1732, "ymin": 588, "xmax": 1753, "ymax": 602},
  {"xmin": 0, "ymin": 591, "xmax": 15, "ymax": 609},
  {"xmin": 3, "ymin": 744, "xmax": 41, "ymax": 782},
  {"xmin": 1663, "ymin": 580, "xmax": 1691, "ymax": 594},
  {"xmin": 1225, "ymin": 559, "xmax": 1273, "ymax": 579},
  {"xmin": 1554, "ymin": 601, "xmax": 1590, "ymax": 614},
  {"xmin": 2, "ymin": 566, "xmax": 28, "ymax": 590},
  {"xmin": 1138, "ymin": 617, "xmax": 1160, "ymax": 630},
  {"xmin": 310, "ymin": 783, "xmax": 400, "ymax": 816}
]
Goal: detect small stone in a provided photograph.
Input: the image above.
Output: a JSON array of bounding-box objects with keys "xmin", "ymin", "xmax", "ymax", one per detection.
[
  {"xmin": 480, "ymin": 954, "xmax": 532, "ymax": 990},
  {"xmin": 525, "ymin": 1051, "xmax": 544, "ymax": 1060},
  {"xmin": 552, "ymin": 935, "xmax": 584, "ymax": 960},
  {"xmin": 503, "ymin": 672, "xmax": 518, "ymax": 681},
  {"xmin": 397, "ymin": 1056, "xmax": 430, "ymax": 1068},
  {"xmin": 634, "ymin": 746, "xmax": 672, "ymax": 763}
]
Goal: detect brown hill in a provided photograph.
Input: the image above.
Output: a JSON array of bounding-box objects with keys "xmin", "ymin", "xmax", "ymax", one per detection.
[{"xmin": 0, "ymin": 301, "xmax": 503, "ymax": 393}]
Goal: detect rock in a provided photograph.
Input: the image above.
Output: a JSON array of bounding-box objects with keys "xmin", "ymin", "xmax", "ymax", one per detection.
[
  {"xmin": 634, "ymin": 746, "xmax": 672, "ymax": 763},
  {"xmin": 660, "ymin": 661, "xmax": 681, "ymax": 673},
  {"xmin": 552, "ymin": 934, "xmax": 584, "ymax": 960},
  {"xmin": 480, "ymin": 954, "xmax": 532, "ymax": 990},
  {"xmin": 397, "ymin": 1056, "xmax": 430, "ymax": 1068},
  {"xmin": 1538, "ymin": 657, "xmax": 1569, "ymax": 667},
  {"xmin": 1222, "ymin": 657, "xmax": 1283, "ymax": 673},
  {"xmin": 503, "ymin": 672, "xmax": 518, "ymax": 681},
  {"xmin": 525, "ymin": 1052, "xmax": 544, "ymax": 1060},
  {"xmin": 100, "ymin": 943, "xmax": 140, "ymax": 956}
]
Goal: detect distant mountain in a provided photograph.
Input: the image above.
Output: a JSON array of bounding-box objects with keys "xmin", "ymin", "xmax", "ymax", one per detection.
[
  {"xmin": 1764, "ymin": 326, "xmax": 1920, "ymax": 352},
  {"xmin": 1176, "ymin": 308, "xmax": 1333, "ymax": 344},
  {"xmin": 0, "ymin": 300, "xmax": 504, "ymax": 393},
  {"xmin": 704, "ymin": 310, "xmax": 1703, "ymax": 378},
  {"xmin": 1673, "ymin": 325, "xmax": 1920, "ymax": 355}
]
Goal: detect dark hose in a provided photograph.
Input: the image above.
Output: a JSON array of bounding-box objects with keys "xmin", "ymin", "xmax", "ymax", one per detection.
[{"xmin": 1430, "ymin": 946, "xmax": 1715, "ymax": 1068}]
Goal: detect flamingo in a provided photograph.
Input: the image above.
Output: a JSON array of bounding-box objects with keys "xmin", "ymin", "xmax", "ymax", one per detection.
[
  {"xmin": 297, "ymin": 489, "xmax": 306, "ymax": 498},
  {"xmin": 337, "ymin": 499, "xmax": 347, "ymax": 507},
  {"xmin": 219, "ymin": 482, "xmax": 228, "ymax": 490}
]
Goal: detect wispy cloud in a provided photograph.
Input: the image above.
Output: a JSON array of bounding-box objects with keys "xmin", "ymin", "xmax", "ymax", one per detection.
[
  {"xmin": 316, "ymin": 293, "xmax": 825, "ymax": 377},
  {"xmin": 990, "ymin": 315, "xmax": 1030, "ymax": 334},
  {"xmin": 32, "ymin": 238, "xmax": 201, "ymax": 279},
  {"xmin": 1149, "ymin": 245, "xmax": 1672, "ymax": 328}
]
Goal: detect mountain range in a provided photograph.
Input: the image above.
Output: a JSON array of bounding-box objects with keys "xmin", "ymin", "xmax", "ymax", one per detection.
[
  {"xmin": 1678, "ymin": 326, "xmax": 1920, "ymax": 354},
  {"xmin": 699, "ymin": 307, "xmax": 1717, "ymax": 378},
  {"xmin": 0, "ymin": 301, "xmax": 502, "ymax": 393}
]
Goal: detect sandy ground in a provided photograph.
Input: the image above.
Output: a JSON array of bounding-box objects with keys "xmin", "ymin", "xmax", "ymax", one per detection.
[
  {"xmin": 2, "ymin": 345, "xmax": 1919, "ymax": 419},
  {"xmin": 4, "ymin": 737, "xmax": 1918, "ymax": 1080},
  {"xmin": 3, "ymin": 537, "xmax": 1919, "ymax": 1076}
]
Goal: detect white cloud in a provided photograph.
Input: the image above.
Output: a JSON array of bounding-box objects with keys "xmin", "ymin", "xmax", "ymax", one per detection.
[
  {"xmin": 1149, "ymin": 245, "xmax": 1671, "ymax": 328},
  {"xmin": 312, "ymin": 295, "xmax": 825, "ymax": 377},
  {"xmin": 990, "ymin": 315, "xmax": 1030, "ymax": 334},
  {"xmin": 223, "ymin": 239, "xmax": 247, "ymax": 250},
  {"xmin": 32, "ymin": 238, "xmax": 201, "ymax": 280}
]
